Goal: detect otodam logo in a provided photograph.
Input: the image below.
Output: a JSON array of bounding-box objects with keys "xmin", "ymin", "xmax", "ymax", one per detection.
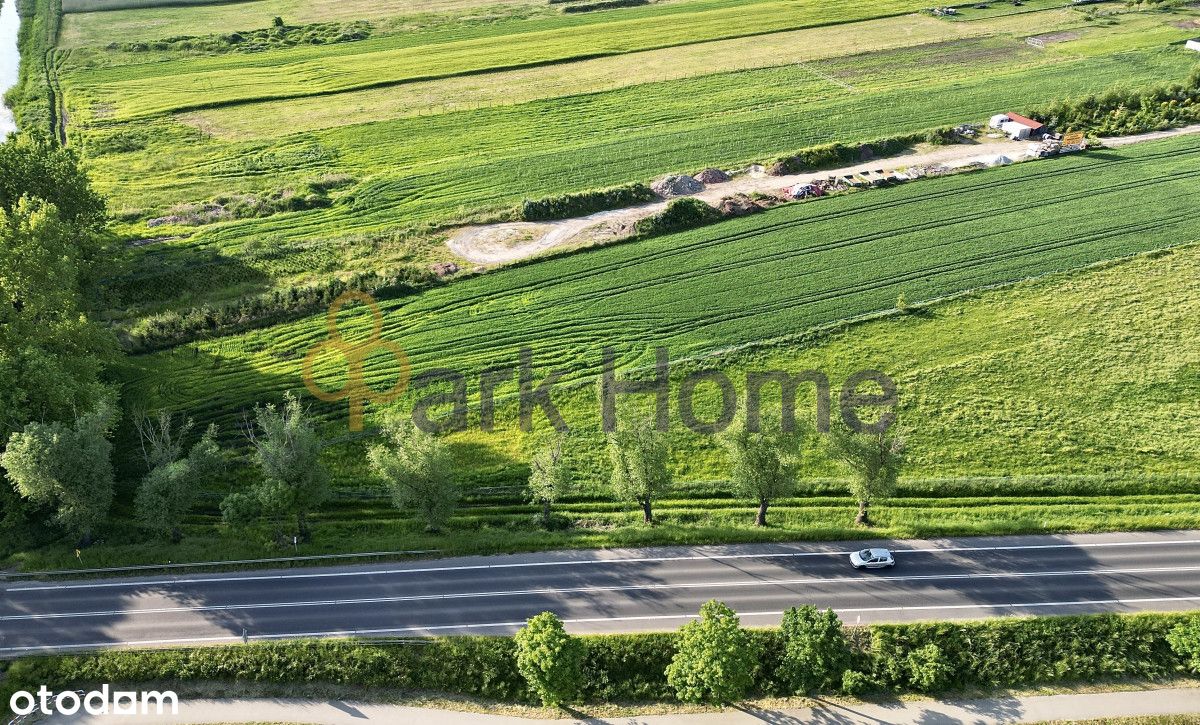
[
  {"xmin": 9, "ymin": 685, "xmax": 178, "ymax": 717},
  {"xmin": 303, "ymin": 291, "xmax": 410, "ymax": 431}
]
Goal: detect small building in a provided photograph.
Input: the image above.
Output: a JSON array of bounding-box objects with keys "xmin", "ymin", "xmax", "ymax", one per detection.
[
  {"xmin": 1187, "ymin": 39, "xmax": 1200, "ymax": 53},
  {"xmin": 1004, "ymin": 112, "xmax": 1046, "ymax": 137}
]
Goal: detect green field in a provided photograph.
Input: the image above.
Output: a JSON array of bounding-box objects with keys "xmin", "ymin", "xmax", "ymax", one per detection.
[
  {"xmin": 6, "ymin": 0, "xmax": 1200, "ymax": 569},
  {"xmin": 21, "ymin": 185, "xmax": 1200, "ymax": 569},
  {"xmin": 120, "ymin": 136, "xmax": 1200, "ymax": 475},
  {"xmin": 38, "ymin": 0, "xmax": 1196, "ymax": 321}
]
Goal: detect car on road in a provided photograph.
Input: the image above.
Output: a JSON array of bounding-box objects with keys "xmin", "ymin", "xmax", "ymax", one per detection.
[{"xmin": 850, "ymin": 548, "xmax": 895, "ymax": 570}]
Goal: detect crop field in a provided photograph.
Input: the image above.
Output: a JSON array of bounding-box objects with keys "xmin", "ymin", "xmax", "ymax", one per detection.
[
  {"xmin": 62, "ymin": 0, "xmax": 933, "ymax": 120},
  {"xmin": 93, "ymin": 47, "xmax": 1200, "ymax": 314},
  {"xmin": 27, "ymin": 220, "xmax": 1200, "ymax": 570},
  {"xmin": 120, "ymin": 135, "xmax": 1200, "ymax": 455},
  {"xmin": 42, "ymin": 0, "xmax": 1196, "ymax": 321}
]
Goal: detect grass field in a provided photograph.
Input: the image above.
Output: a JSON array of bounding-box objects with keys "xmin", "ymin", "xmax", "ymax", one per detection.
[
  {"xmin": 7, "ymin": 0, "xmax": 1200, "ymax": 569},
  {"xmin": 95, "ymin": 49, "xmax": 1200, "ymax": 316},
  {"xmin": 41, "ymin": 0, "xmax": 1195, "ymax": 321},
  {"xmin": 17, "ymin": 207, "xmax": 1200, "ymax": 570},
  {"xmin": 119, "ymin": 135, "xmax": 1200, "ymax": 472}
]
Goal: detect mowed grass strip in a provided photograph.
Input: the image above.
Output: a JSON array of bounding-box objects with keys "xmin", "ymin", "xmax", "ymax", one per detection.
[
  {"xmin": 119, "ymin": 136, "xmax": 1200, "ymax": 433},
  {"xmin": 66, "ymin": 0, "xmax": 930, "ymax": 119}
]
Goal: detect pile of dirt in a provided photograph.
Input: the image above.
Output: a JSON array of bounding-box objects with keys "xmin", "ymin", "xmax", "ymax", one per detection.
[
  {"xmin": 430, "ymin": 262, "xmax": 460, "ymax": 277},
  {"xmin": 651, "ymin": 174, "xmax": 704, "ymax": 197},
  {"xmin": 693, "ymin": 168, "xmax": 730, "ymax": 184},
  {"xmin": 717, "ymin": 194, "xmax": 779, "ymax": 217}
]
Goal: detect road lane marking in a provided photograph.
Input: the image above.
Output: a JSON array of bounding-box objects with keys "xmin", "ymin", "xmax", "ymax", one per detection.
[
  {"xmin": 10, "ymin": 536, "xmax": 1200, "ymax": 592},
  {"xmin": 5, "ymin": 564, "xmax": 1199, "ymax": 621},
  {"xmin": 6, "ymin": 593, "xmax": 1200, "ymax": 653}
]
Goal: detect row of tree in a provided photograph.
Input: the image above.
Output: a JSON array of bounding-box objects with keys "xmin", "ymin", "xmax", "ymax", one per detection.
[
  {"xmin": 0, "ymin": 134, "xmax": 118, "ymax": 552},
  {"xmin": 516, "ymin": 602, "xmax": 860, "ymax": 707},
  {"xmin": 2, "ymin": 384, "xmax": 906, "ymax": 548}
]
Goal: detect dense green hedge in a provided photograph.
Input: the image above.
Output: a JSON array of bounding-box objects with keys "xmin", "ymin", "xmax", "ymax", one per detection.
[
  {"xmin": 518, "ymin": 183, "xmax": 656, "ymax": 221},
  {"xmin": 3, "ymin": 612, "xmax": 1195, "ymax": 714},
  {"xmin": 635, "ymin": 197, "xmax": 723, "ymax": 237},
  {"xmin": 768, "ymin": 133, "xmax": 926, "ymax": 175},
  {"xmin": 1033, "ymin": 69, "xmax": 1200, "ymax": 137}
]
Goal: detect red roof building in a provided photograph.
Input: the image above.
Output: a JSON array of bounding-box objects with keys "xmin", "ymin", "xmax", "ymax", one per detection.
[{"xmin": 1005, "ymin": 112, "xmax": 1045, "ymax": 131}]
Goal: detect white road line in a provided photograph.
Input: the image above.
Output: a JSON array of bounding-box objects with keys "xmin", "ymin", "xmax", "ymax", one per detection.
[
  {"xmin": 9, "ymin": 537, "xmax": 1200, "ymax": 592},
  {"xmin": 5, "ymin": 594, "xmax": 1200, "ymax": 653},
  {"xmin": 5, "ymin": 564, "xmax": 1199, "ymax": 622}
]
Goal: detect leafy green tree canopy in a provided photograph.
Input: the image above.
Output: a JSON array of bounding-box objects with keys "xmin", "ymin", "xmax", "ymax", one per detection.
[
  {"xmin": 1, "ymin": 402, "xmax": 116, "ymax": 543},
  {"xmin": 514, "ymin": 611, "xmax": 585, "ymax": 707},
  {"xmin": 368, "ymin": 416, "xmax": 458, "ymax": 532},
  {"xmin": 665, "ymin": 600, "xmax": 760, "ymax": 704}
]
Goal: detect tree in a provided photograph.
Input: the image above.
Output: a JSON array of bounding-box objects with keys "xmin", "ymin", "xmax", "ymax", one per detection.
[
  {"xmin": 606, "ymin": 414, "xmax": 670, "ymax": 524},
  {"xmin": 514, "ymin": 612, "xmax": 585, "ymax": 707},
  {"xmin": 368, "ymin": 416, "xmax": 457, "ymax": 532},
  {"xmin": 778, "ymin": 605, "xmax": 851, "ymax": 694},
  {"xmin": 665, "ymin": 600, "xmax": 760, "ymax": 704},
  {"xmin": 0, "ymin": 137, "xmax": 115, "ymax": 551},
  {"xmin": 133, "ymin": 410, "xmax": 194, "ymax": 472},
  {"xmin": 826, "ymin": 425, "xmax": 905, "ymax": 525},
  {"xmin": 136, "ymin": 424, "xmax": 223, "ymax": 541},
  {"xmin": 527, "ymin": 435, "xmax": 572, "ymax": 526},
  {"xmin": 223, "ymin": 391, "xmax": 328, "ymax": 542},
  {"xmin": 1, "ymin": 403, "xmax": 116, "ymax": 544},
  {"xmin": 722, "ymin": 424, "xmax": 804, "ymax": 527}
]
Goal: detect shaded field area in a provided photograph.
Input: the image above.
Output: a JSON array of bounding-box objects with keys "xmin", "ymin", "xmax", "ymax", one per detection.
[{"xmin": 7, "ymin": 141, "xmax": 1200, "ymax": 570}]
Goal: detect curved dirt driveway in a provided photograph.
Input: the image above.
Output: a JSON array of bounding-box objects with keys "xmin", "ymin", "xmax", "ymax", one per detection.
[{"xmin": 447, "ymin": 124, "xmax": 1200, "ymax": 266}]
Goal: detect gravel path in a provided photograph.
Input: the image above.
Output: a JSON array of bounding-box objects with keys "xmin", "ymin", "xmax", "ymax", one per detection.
[{"xmin": 446, "ymin": 124, "xmax": 1200, "ymax": 266}]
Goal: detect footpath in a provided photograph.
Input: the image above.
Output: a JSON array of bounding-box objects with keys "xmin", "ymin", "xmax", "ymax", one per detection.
[{"xmin": 41, "ymin": 686, "xmax": 1200, "ymax": 724}]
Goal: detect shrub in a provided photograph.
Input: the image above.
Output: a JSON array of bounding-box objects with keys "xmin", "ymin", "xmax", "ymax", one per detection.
[
  {"xmin": 840, "ymin": 669, "xmax": 874, "ymax": 696},
  {"xmin": 561, "ymin": 0, "xmax": 650, "ymax": 11},
  {"xmin": 665, "ymin": 601, "xmax": 760, "ymax": 704},
  {"xmin": 1167, "ymin": 619, "xmax": 1200, "ymax": 673},
  {"xmin": 519, "ymin": 183, "xmax": 655, "ymax": 221},
  {"xmin": 778, "ymin": 606, "xmax": 851, "ymax": 694},
  {"xmin": 905, "ymin": 643, "xmax": 952, "ymax": 692},
  {"xmin": 514, "ymin": 612, "xmax": 585, "ymax": 706},
  {"xmin": 635, "ymin": 197, "xmax": 722, "ymax": 237}
]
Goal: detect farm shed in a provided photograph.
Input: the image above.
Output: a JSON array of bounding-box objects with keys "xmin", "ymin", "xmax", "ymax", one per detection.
[
  {"xmin": 1187, "ymin": 39, "xmax": 1200, "ymax": 52},
  {"xmin": 992, "ymin": 112, "xmax": 1045, "ymax": 140}
]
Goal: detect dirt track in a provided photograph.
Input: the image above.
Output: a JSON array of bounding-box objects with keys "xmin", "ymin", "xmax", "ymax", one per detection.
[{"xmin": 447, "ymin": 125, "xmax": 1200, "ymax": 266}]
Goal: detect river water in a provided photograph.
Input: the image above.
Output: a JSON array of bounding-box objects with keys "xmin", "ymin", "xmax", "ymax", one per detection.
[{"xmin": 0, "ymin": 0, "xmax": 20, "ymax": 139}]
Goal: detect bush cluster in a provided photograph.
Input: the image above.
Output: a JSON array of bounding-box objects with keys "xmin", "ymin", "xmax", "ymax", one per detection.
[
  {"xmin": 768, "ymin": 134, "xmax": 924, "ymax": 175},
  {"xmin": 106, "ymin": 21, "xmax": 372, "ymax": 54},
  {"xmin": 3, "ymin": 611, "xmax": 1192, "ymax": 714},
  {"xmin": 1033, "ymin": 73, "xmax": 1200, "ymax": 137},
  {"xmin": 635, "ymin": 197, "xmax": 723, "ymax": 237},
  {"xmin": 561, "ymin": 0, "xmax": 651, "ymax": 12},
  {"xmin": 519, "ymin": 183, "xmax": 656, "ymax": 221}
]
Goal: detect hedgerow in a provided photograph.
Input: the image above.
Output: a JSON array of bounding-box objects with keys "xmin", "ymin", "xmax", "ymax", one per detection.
[
  {"xmin": 106, "ymin": 21, "xmax": 372, "ymax": 55},
  {"xmin": 1032, "ymin": 69, "xmax": 1200, "ymax": 136},
  {"xmin": 119, "ymin": 265, "xmax": 438, "ymax": 353},
  {"xmin": 635, "ymin": 197, "xmax": 723, "ymax": 237},
  {"xmin": 2, "ymin": 612, "xmax": 1193, "ymax": 715},
  {"xmin": 519, "ymin": 183, "xmax": 656, "ymax": 221}
]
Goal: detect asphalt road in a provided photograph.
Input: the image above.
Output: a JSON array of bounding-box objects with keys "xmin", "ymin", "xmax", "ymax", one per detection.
[{"xmin": 5, "ymin": 530, "xmax": 1200, "ymax": 655}]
